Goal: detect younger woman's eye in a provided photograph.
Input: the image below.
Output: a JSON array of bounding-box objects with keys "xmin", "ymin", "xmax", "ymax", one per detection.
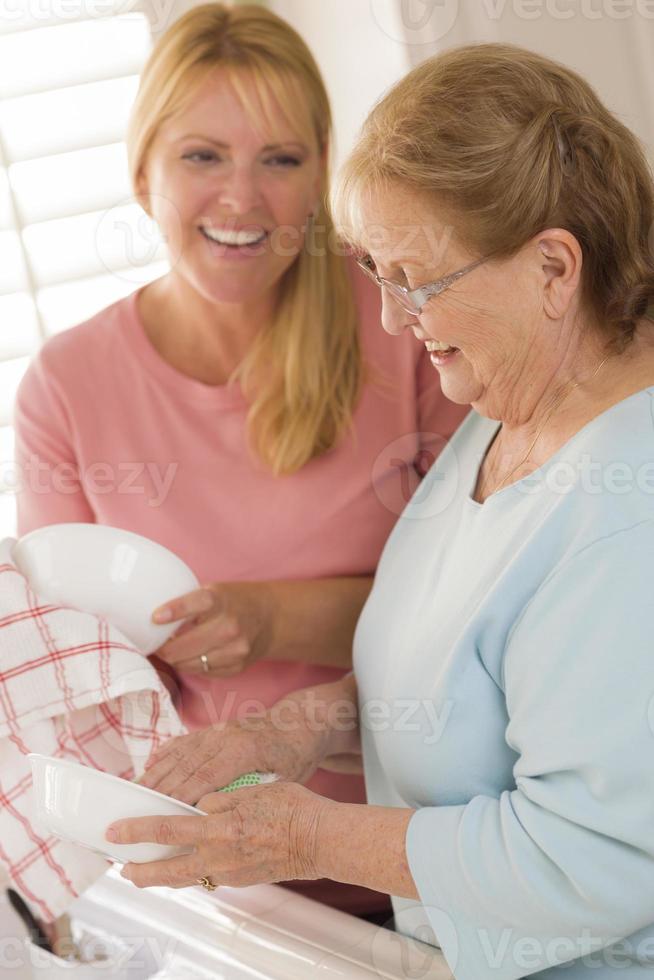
[
  {"xmin": 182, "ymin": 150, "xmax": 220, "ymax": 163},
  {"xmin": 264, "ymin": 155, "xmax": 302, "ymax": 168}
]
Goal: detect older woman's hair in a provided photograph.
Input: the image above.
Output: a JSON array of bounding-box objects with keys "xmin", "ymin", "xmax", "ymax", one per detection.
[
  {"xmin": 334, "ymin": 43, "xmax": 654, "ymax": 350},
  {"xmin": 126, "ymin": 4, "xmax": 360, "ymax": 475}
]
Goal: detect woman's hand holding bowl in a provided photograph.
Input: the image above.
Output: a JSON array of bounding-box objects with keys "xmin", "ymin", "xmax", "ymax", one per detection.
[
  {"xmin": 151, "ymin": 581, "xmax": 274, "ymax": 678},
  {"xmin": 107, "ymin": 779, "xmax": 328, "ymax": 891}
]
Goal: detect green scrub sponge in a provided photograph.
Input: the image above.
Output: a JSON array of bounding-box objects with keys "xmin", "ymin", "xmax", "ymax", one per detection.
[{"xmin": 219, "ymin": 772, "xmax": 278, "ymax": 793}]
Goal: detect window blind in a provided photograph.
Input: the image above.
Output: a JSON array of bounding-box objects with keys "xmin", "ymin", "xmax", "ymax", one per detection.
[{"xmin": 0, "ymin": 3, "xmax": 168, "ymax": 536}]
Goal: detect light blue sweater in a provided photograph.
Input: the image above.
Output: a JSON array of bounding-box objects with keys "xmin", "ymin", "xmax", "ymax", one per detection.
[{"xmin": 354, "ymin": 387, "xmax": 654, "ymax": 979}]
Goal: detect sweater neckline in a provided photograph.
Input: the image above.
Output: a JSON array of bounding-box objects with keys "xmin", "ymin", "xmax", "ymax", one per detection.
[{"xmin": 465, "ymin": 385, "xmax": 654, "ymax": 510}]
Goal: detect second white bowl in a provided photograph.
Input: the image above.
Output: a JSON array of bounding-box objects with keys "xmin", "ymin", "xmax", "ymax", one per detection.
[{"xmin": 29, "ymin": 754, "xmax": 204, "ymax": 865}]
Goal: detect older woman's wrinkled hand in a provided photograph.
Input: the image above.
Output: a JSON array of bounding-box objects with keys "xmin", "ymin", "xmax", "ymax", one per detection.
[
  {"xmin": 106, "ymin": 781, "xmax": 329, "ymax": 890},
  {"xmin": 136, "ymin": 687, "xmax": 337, "ymax": 804}
]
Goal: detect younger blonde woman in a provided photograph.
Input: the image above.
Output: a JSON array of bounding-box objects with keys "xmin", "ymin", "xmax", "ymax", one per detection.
[{"xmin": 14, "ymin": 4, "xmax": 465, "ymax": 920}]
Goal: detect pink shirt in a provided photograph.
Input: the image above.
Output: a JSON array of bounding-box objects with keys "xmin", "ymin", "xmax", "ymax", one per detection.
[{"xmin": 14, "ymin": 267, "xmax": 467, "ymax": 914}]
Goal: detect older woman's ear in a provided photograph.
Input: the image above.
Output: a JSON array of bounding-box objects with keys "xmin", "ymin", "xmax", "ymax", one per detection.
[{"xmin": 536, "ymin": 230, "xmax": 584, "ymax": 322}]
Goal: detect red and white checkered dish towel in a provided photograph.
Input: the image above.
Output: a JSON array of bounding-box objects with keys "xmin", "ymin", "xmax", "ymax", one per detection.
[{"xmin": 0, "ymin": 537, "xmax": 186, "ymax": 924}]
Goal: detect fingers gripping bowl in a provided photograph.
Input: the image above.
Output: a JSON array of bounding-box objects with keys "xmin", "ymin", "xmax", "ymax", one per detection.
[
  {"xmin": 29, "ymin": 755, "xmax": 279, "ymax": 864},
  {"xmin": 11, "ymin": 523, "xmax": 200, "ymax": 654},
  {"xmin": 29, "ymin": 754, "xmax": 204, "ymax": 864}
]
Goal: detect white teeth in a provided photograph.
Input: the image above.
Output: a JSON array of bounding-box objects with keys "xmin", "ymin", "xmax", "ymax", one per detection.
[
  {"xmin": 425, "ymin": 341, "xmax": 454, "ymax": 352},
  {"xmin": 201, "ymin": 225, "xmax": 266, "ymax": 246}
]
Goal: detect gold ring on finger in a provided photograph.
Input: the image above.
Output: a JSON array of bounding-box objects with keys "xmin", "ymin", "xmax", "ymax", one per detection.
[{"xmin": 197, "ymin": 875, "xmax": 217, "ymax": 892}]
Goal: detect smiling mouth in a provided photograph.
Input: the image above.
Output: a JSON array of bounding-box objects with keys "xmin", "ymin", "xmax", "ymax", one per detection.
[
  {"xmin": 425, "ymin": 341, "xmax": 459, "ymax": 355},
  {"xmin": 199, "ymin": 225, "xmax": 268, "ymax": 248}
]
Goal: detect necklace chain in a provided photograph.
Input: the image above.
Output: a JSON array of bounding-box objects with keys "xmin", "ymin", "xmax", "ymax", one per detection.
[{"xmin": 487, "ymin": 354, "xmax": 612, "ymax": 498}]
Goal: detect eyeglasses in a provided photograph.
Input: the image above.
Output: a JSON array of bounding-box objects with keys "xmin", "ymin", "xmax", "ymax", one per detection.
[{"xmin": 355, "ymin": 253, "xmax": 488, "ymax": 316}]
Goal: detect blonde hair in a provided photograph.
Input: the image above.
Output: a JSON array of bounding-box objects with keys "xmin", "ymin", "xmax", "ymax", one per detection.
[
  {"xmin": 334, "ymin": 43, "xmax": 654, "ymax": 351},
  {"xmin": 127, "ymin": 3, "xmax": 360, "ymax": 474}
]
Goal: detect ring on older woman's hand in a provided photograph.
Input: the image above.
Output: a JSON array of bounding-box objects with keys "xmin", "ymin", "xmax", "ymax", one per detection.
[
  {"xmin": 199, "ymin": 654, "xmax": 210, "ymax": 673},
  {"xmin": 197, "ymin": 876, "xmax": 217, "ymax": 892}
]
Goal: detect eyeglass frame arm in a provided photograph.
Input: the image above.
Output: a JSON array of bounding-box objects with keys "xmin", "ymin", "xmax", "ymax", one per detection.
[{"xmin": 358, "ymin": 255, "xmax": 489, "ymax": 314}]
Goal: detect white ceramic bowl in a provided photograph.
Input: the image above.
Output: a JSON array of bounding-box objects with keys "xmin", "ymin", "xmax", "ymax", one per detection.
[
  {"xmin": 12, "ymin": 523, "xmax": 199, "ymax": 654},
  {"xmin": 29, "ymin": 754, "xmax": 204, "ymax": 865}
]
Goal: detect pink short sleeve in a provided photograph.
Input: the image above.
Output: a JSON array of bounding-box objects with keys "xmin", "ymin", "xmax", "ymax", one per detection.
[{"xmin": 14, "ymin": 351, "xmax": 94, "ymax": 536}]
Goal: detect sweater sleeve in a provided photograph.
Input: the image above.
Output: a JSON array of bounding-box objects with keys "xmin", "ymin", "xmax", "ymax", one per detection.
[
  {"xmin": 405, "ymin": 518, "xmax": 654, "ymax": 980},
  {"xmin": 13, "ymin": 350, "xmax": 94, "ymax": 535}
]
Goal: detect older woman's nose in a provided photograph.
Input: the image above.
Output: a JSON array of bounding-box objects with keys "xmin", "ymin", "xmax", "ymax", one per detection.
[{"xmin": 380, "ymin": 291, "xmax": 417, "ymax": 336}]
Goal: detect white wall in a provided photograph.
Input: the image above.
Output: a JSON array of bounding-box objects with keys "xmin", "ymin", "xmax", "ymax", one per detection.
[
  {"xmin": 267, "ymin": 0, "xmax": 412, "ymax": 167},
  {"xmin": 396, "ymin": 0, "xmax": 654, "ymax": 164}
]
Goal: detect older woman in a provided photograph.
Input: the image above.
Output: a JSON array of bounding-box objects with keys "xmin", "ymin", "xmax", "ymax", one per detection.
[
  {"xmin": 105, "ymin": 43, "xmax": 654, "ymax": 979},
  {"xmin": 14, "ymin": 4, "xmax": 464, "ymax": 922}
]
